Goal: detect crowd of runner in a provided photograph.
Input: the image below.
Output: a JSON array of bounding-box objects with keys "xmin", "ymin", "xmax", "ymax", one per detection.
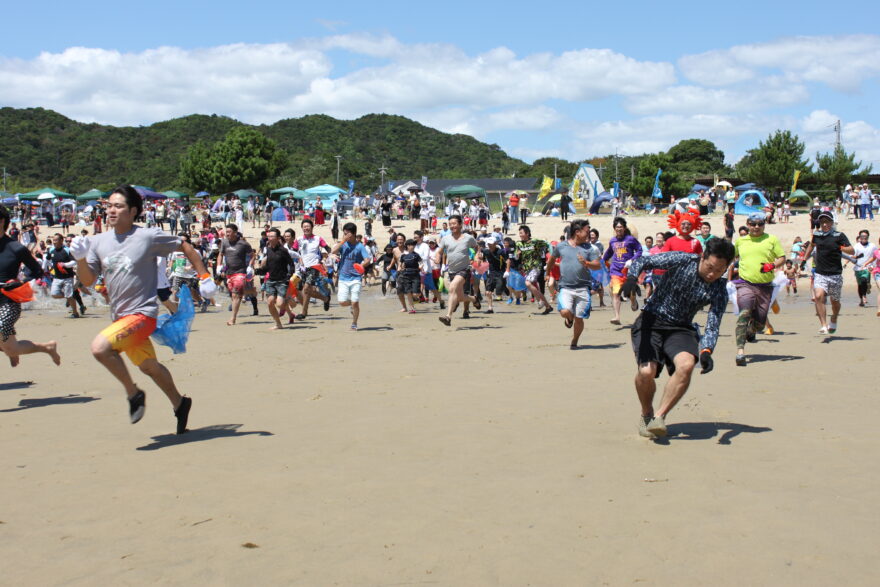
[{"xmin": 1, "ymin": 186, "xmax": 877, "ymax": 440}]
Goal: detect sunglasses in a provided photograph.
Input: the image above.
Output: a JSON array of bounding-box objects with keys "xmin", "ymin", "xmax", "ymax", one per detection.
[{"xmin": 747, "ymin": 221, "xmax": 764, "ymax": 227}]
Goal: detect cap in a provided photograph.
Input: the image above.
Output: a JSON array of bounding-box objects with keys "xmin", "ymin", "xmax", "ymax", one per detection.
[
  {"xmin": 747, "ymin": 212, "xmax": 766, "ymax": 223},
  {"xmin": 817, "ymin": 210, "xmax": 834, "ymax": 221}
]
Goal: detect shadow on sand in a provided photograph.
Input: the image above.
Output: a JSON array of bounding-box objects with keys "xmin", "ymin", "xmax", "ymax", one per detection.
[
  {"xmin": 746, "ymin": 354, "xmax": 804, "ymax": 364},
  {"xmin": 0, "ymin": 381, "xmax": 35, "ymax": 391},
  {"xmin": 136, "ymin": 424, "xmax": 274, "ymax": 451},
  {"xmin": 0, "ymin": 393, "xmax": 99, "ymax": 413},
  {"xmin": 653, "ymin": 422, "xmax": 772, "ymax": 446}
]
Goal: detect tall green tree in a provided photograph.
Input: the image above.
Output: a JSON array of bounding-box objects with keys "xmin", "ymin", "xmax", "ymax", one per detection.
[
  {"xmin": 666, "ymin": 139, "xmax": 726, "ymax": 174},
  {"xmin": 815, "ymin": 145, "xmax": 873, "ymax": 195},
  {"xmin": 627, "ymin": 153, "xmax": 689, "ymax": 200},
  {"xmin": 738, "ymin": 130, "xmax": 812, "ymax": 193}
]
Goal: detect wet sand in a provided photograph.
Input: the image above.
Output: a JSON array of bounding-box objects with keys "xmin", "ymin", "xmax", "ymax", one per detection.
[{"xmin": 1, "ymin": 212, "xmax": 877, "ymax": 585}]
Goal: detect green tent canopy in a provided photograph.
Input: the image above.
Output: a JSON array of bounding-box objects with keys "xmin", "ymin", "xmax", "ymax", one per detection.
[
  {"xmin": 789, "ymin": 189, "xmax": 811, "ymax": 205},
  {"xmin": 77, "ymin": 188, "xmax": 110, "ymax": 202},
  {"xmin": 444, "ymin": 184, "xmax": 486, "ymax": 199},
  {"xmin": 233, "ymin": 188, "xmax": 262, "ymax": 200},
  {"xmin": 270, "ymin": 187, "xmax": 310, "ymax": 199},
  {"xmin": 20, "ymin": 187, "xmax": 74, "ymax": 200},
  {"xmin": 162, "ymin": 190, "xmax": 189, "ymax": 200}
]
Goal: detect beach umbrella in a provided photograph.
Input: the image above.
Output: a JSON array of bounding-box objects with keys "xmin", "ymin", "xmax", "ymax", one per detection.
[
  {"xmin": 715, "ymin": 180, "xmax": 733, "ymax": 188},
  {"xmin": 37, "ymin": 192, "xmax": 56, "ymax": 200},
  {"xmin": 194, "ymin": 191, "xmax": 210, "ymax": 198}
]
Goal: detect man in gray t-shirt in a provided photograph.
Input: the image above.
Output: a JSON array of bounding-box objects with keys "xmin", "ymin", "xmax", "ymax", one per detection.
[
  {"xmin": 434, "ymin": 215, "xmax": 480, "ymax": 326},
  {"xmin": 72, "ymin": 186, "xmax": 211, "ymax": 435},
  {"xmin": 546, "ymin": 219, "xmax": 602, "ymax": 349}
]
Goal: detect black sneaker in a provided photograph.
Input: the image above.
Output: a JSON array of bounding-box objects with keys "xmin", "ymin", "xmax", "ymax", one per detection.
[
  {"xmin": 462, "ymin": 310, "xmax": 471, "ymax": 319},
  {"xmin": 439, "ymin": 300, "xmax": 446, "ymax": 310},
  {"xmin": 541, "ymin": 306, "xmax": 553, "ymax": 315},
  {"xmin": 175, "ymin": 396, "xmax": 192, "ymax": 435},
  {"xmin": 324, "ymin": 298, "xmax": 331, "ymax": 312},
  {"xmin": 129, "ymin": 389, "xmax": 146, "ymax": 424},
  {"xmin": 486, "ymin": 309, "xmax": 494, "ymax": 314}
]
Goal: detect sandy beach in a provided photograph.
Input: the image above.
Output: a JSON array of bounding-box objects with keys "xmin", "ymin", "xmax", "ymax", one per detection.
[{"xmin": 1, "ymin": 211, "xmax": 878, "ymax": 585}]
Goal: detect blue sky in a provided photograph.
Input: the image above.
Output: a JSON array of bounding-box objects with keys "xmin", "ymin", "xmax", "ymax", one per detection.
[{"xmin": 2, "ymin": 0, "xmax": 878, "ymax": 167}]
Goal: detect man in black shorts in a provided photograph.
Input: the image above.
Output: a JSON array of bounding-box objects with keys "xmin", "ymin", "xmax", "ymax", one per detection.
[
  {"xmin": 476, "ymin": 237, "xmax": 506, "ymax": 313},
  {"xmin": 621, "ymin": 238, "xmax": 735, "ymax": 439}
]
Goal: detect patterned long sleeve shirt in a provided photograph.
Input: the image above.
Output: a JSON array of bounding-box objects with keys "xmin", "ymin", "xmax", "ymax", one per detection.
[{"xmin": 629, "ymin": 252, "xmax": 729, "ymax": 352}]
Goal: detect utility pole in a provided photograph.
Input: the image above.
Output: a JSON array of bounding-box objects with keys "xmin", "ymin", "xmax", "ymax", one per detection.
[
  {"xmin": 378, "ymin": 163, "xmax": 388, "ymax": 194},
  {"xmin": 614, "ymin": 149, "xmax": 619, "ymax": 181},
  {"xmin": 334, "ymin": 155, "xmax": 342, "ymax": 185},
  {"xmin": 631, "ymin": 165, "xmax": 635, "ymax": 182},
  {"xmin": 553, "ymin": 163, "xmax": 557, "ymax": 186},
  {"xmin": 834, "ymin": 120, "xmax": 841, "ymax": 149},
  {"xmin": 1, "ymin": 167, "xmax": 8, "ymax": 192},
  {"xmin": 596, "ymin": 164, "xmax": 605, "ymax": 181}
]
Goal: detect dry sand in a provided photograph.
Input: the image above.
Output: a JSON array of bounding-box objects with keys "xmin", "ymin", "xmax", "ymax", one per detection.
[{"xmin": 1, "ymin": 211, "xmax": 878, "ymax": 585}]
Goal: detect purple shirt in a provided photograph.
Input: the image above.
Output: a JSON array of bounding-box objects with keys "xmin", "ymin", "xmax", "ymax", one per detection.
[{"xmin": 602, "ymin": 234, "xmax": 643, "ymax": 277}]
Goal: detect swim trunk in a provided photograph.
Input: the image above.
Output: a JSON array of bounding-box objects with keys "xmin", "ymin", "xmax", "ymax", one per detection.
[
  {"xmin": 99, "ymin": 314, "xmax": 157, "ymax": 366},
  {"xmin": 50, "ymin": 277, "xmax": 75, "ymax": 298},
  {"xmin": 448, "ymin": 269, "xmax": 473, "ymax": 295},
  {"xmin": 226, "ymin": 273, "xmax": 247, "ymax": 294},
  {"xmin": 171, "ymin": 276, "xmax": 199, "ymax": 294},
  {"xmin": 610, "ymin": 275, "xmax": 626, "ymax": 294},
  {"xmin": 421, "ymin": 273, "xmax": 436, "ymax": 291},
  {"xmin": 557, "ymin": 287, "xmax": 591, "ymax": 319},
  {"xmin": 630, "ymin": 313, "xmax": 698, "ymax": 379},
  {"xmin": 485, "ymin": 272, "xmax": 506, "ymax": 295},
  {"xmin": 0, "ymin": 298, "xmax": 21, "ymax": 342},
  {"xmin": 301, "ymin": 267, "xmax": 324, "ymax": 287},
  {"xmin": 813, "ymin": 273, "xmax": 843, "ymax": 301},
  {"xmin": 264, "ymin": 279, "xmax": 289, "ymax": 299},
  {"xmin": 524, "ymin": 268, "xmax": 541, "ymax": 283},
  {"xmin": 399, "ymin": 273, "xmax": 421, "ymax": 294},
  {"xmin": 337, "ymin": 279, "xmax": 362, "ymax": 302}
]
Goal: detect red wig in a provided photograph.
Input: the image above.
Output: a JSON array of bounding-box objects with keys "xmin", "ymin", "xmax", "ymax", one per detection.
[{"xmin": 667, "ymin": 210, "xmax": 702, "ymax": 235}]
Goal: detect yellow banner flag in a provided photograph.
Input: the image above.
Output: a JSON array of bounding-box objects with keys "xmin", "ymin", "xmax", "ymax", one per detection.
[
  {"xmin": 538, "ymin": 175, "xmax": 553, "ymax": 198},
  {"xmin": 571, "ymin": 178, "xmax": 581, "ymax": 199},
  {"xmin": 791, "ymin": 170, "xmax": 801, "ymax": 194}
]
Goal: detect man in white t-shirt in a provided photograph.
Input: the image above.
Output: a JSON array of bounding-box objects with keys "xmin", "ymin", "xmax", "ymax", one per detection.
[
  {"xmin": 414, "ymin": 230, "xmax": 444, "ymax": 309},
  {"xmin": 291, "ymin": 218, "xmax": 331, "ymax": 319}
]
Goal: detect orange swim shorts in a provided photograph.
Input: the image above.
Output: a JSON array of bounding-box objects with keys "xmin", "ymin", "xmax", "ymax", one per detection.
[{"xmin": 99, "ymin": 314, "xmax": 157, "ymax": 366}]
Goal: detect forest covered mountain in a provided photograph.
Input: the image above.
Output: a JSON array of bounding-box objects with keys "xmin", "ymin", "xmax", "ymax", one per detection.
[{"xmin": 0, "ymin": 107, "xmax": 528, "ymax": 193}]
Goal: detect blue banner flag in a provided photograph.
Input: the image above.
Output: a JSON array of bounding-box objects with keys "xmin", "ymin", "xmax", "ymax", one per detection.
[
  {"xmin": 613, "ymin": 181, "xmax": 619, "ymax": 199},
  {"xmin": 554, "ymin": 178, "xmax": 561, "ymax": 190},
  {"xmin": 348, "ymin": 179, "xmax": 355, "ymax": 194},
  {"xmin": 651, "ymin": 169, "xmax": 663, "ymax": 200}
]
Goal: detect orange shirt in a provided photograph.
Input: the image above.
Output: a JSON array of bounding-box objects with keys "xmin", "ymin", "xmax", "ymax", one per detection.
[{"xmin": 509, "ymin": 195, "xmax": 520, "ymax": 207}]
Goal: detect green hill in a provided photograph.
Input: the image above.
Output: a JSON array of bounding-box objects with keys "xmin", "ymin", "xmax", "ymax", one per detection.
[{"xmin": 0, "ymin": 107, "xmax": 526, "ymax": 193}]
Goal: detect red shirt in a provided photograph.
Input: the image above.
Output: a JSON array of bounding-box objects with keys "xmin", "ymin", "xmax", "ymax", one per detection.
[{"xmin": 655, "ymin": 236, "xmax": 702, "ymax": 275}]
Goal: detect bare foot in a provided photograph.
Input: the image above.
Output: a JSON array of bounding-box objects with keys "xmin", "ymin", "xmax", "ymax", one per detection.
[
  {"xmin": 226, "ymin": 320, "xmax": 236, "ymax": 326},
  {"xmin": 270, "ymin": 324, "xmax": 283, "ymax": 330},
  {"xmin": 399, "ymin": 308, "xmax": 408, "ymax": 312},
  {"xmin": 9, "ymin": 355, "xmax": 19, "ymax": 367},
  {"xmin": 46, "ymin": 341, "xmax": 61, "ymax": 365}
]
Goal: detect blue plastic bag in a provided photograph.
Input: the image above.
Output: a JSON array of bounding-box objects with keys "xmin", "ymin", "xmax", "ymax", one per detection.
[
  {"xmin": 590, "ymin": 267, "xmax": 611, "ymax": 287},
  {"xmin": 151, "ymin": 285, "xmax": 195, "ymax": 354},
  {"xmin": 507, "ymin": 271, "xmax": 527, "ymax": 292}
]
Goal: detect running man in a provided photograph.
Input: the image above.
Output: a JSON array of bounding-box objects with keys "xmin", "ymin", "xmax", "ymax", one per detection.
[
  {"xmin": 800, "ymin": 210, "xmax": 854, "ymax": 334},
  {"xmin": 46, "ymin": 232, "xmax": 81, "ymax": 318},
  {"xmin": 259, "ymin": 228, "xmax": 298, "ymax": 330},
  {"xmin": 515, "ymin": 224, "xmax": 552, "ymax": 314},
  {"xmin": 476, "ymin": 237, "xmax": 506, "ymax": 313},
  {"xmin": 435, "ymin": 215, "xmax": 480, "ymax": 326},
  {"xmin": 397, "ymin": 239, "xmax": 422, "ymax": 314},
  {"xmin": 0, "ymin": 206, "xmax": 61, "ymax": 368},
  {"xmin": 603, "ymin": 217, "xmax": 643, "ymax": 324},
  {"xmin": 730, "ymin": 213, "xmax": 785, "ymax": 366},
  {"xmin": 547, "ymin": 219, "xmax": 601, "ymax": 349},
  {"xmin": 292, "ymin": 218, "xmax": 331, "ymax": 320},
  {"xmin": 620, "ymin": 238, "xmax": 735, "ymax": 439},
  {"xmin": 71, "ymin": 185, "xmax": 212, "ymax": 433},
  {"xmin": 217, "ymin": 223, "xmax": 254, "ymax": 326},
  {"xmin": 331, "ymin": 222, "xmax": 372, "ymax": 330}
]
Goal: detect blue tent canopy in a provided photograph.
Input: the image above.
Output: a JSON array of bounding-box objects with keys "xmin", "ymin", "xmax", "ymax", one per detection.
[
  {"xmin": 691, "ymin": 183, "xmax": 710, "ymax": 191},
  {"xmin": 734, "ymin": 189, "xmax": 770, "ymax": 216},
  {"xmin": 735, "ymin": 182, "xmax": 756, "ymax": 191},
  {"xmin": 304, "ymin": 184, "xmax": 345, "ymax": 202}
]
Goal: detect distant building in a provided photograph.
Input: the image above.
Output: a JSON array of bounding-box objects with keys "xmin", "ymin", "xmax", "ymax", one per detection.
[{"xmin": 389, "ymin": 177, "xmax": 539, "ymax": 205}]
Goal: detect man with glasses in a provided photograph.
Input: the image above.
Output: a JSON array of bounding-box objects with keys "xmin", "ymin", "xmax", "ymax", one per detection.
[{"xmin": 730, "ymin": 213, "xmax": 785, "ymax": 366}]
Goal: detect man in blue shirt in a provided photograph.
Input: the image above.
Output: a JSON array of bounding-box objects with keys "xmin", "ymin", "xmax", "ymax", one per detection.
[{"xmin": 331, "ymin": 222, "xmax": 372, "ymax": 331}]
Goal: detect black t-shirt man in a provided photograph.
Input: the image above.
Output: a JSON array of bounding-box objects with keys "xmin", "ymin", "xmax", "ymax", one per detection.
[
  {"xmin": 46, "ymin": 245, "xmax": 76, "ymax": 279},
  {"xmin": 482, "ymin": 246, "xmax": 505, "ymax": 274},
  {"xmin": 264, "ymin": 244, "xmax": 294, "ymax": 281}
]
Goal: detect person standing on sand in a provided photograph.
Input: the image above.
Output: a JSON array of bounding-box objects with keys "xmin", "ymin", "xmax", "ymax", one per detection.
[
  {"xmin": 0, "ymin": 206, "xmax": 61, "ymax": 369},
  {"xmin": 71, "ymin": 185, "xmax": 213, "ymax": 433},
  {"xmin": 435, "ymin": 215, "xmax": 480, "ymax": 327},
  {"xmin": 620, "ymin": 238, "xmax": 735, "ymax": 439},
  {"xmin": 800, "ymin": 210, "xmax": 854, "ymax": 334},
  {"xmin": 547, "ymin": 219, "xmax": 601, "ymax": 349}
]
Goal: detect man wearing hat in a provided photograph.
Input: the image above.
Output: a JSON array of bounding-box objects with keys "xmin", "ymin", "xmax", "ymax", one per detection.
[
  {"xmin": 730, "ymin": 212, "xmax": 785, "ymax": 366},
  {"xmin": 800, "ymin": 210, "xmax": 854, "ymax": 334}
]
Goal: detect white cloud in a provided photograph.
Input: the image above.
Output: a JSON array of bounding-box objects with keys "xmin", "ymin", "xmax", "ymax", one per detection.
[
  {"xmin": 0, "ymin": 36, "xmax": 673, "ymax": 127},
  {"xmin": 625, "ymin": 78, "xmax": 809, "ymax": 115},
  {"xmin": 799, "ymin": 110, "xmax": 880, "ymax": 166},
  {"xmin": 679, "ymin": 35, "xmax": 880, "ymax": 92}
]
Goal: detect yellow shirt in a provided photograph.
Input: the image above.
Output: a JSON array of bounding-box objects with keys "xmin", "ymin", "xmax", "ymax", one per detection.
[{"xmin": 735, "ymin": 233, "xmax": 784, "ymax": 284}]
